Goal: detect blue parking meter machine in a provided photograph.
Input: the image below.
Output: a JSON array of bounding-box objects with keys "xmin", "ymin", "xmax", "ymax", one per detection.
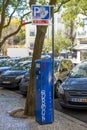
[{"xmin": 35, "ymin": 58, "xmax": 53, "ymax": 124}]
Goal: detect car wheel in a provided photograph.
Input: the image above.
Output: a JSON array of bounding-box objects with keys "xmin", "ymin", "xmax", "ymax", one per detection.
[{"xmin": 55, "ymin": 81, "xmax": 61, "ymax": 98}]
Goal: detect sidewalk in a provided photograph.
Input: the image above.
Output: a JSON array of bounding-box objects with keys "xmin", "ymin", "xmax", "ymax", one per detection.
[{"xmin": 0, "ymin": 88, "xmax": 87, "ymax": 130}]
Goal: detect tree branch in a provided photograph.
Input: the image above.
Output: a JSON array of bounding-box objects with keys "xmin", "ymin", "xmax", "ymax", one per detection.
[
  {"xmin": 55, "ymin": 0, "xmax": 71, "ymax": 13},
  {"xmin": 0, "ymin": 21, "xmax": 31, "ymax": 48},
  {"xmin": 3, "ymin": 3, "xmax": 20, "ymax": 28},
  {"xmin": 0, "ymin": 0, "xmax": 10, "ymax": 37}
]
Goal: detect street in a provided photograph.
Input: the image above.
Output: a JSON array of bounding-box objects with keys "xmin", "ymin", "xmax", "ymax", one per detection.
[{"xmin": 55, "ymin": 99, "xmax": 87, "ymax": 123}]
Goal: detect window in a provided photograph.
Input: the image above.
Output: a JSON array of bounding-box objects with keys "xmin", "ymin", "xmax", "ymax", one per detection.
[
  {"xmin": 83, "ymin": 19, "xmax": 87, "ymax": 25},
  {"xmin": 83, "ymin": 19, "xmax": 87, "ymax": 30},
  {"xmin": 30, "ymin": 31, "xmax": 35, "ymax": 36},
  {"xmin": 30, "ymin": 43, "xmax": 34, "ymax": 50},
  {"xmin": 30, "ymin": 28, "xmax": 35, "ymax": 36}
]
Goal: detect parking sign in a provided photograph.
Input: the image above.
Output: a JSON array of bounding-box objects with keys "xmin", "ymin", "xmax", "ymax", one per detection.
[{"xmin": 31, "ymin": 5, "xmax": 50, "ymax": 25}]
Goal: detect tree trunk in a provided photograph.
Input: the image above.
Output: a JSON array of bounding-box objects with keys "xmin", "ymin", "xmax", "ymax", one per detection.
[{"xmin": 24, "ymin": 26, "xmax": 47, "ymax": 116}]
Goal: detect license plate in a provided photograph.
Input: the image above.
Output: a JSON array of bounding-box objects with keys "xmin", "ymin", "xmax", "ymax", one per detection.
[
  {"xmin": 2, "ymin": 81, "xmax": 11, "ymax": 84},
  {"xmin": 70, "ymin": 97, "xmax": 87, "ymax": 103}
]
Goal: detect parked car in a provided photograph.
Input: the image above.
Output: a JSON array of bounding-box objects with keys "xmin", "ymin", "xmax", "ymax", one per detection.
[
  {"xmin": 19, "ymin": 58, "xmax": 73, "ymax": 97},
  {"xmin": 19, "ymin": 73, "xmax": 57, "ymax": 97},
  {"xmin": 0, "ymin": 59, "xmax": 17, "ymax": 67},
  {"xmin": 19, "ymin": 72, "xmax": 30, "ymax": 96},
  {"xmin": 54, "ymin": 58, "xmax": 73, "ymax": 97},
  {"xmin": 0, "ymin": 55, "xmax": 10, "ymax": 59},
  {"xmin": 0, "ymin": 59, "xmax": 17, "ymax": 75},
  {"xmin": 8, "ymin": 56, "xmax": 32, "ymax": 64},
  {"xmin": 0, "ymin": 66, "xmax": 12, "ymax": 75},
  {"xmin": 0, "ymin": 61, "xmax": 31, "ymax": 89},
  {"xmin": 58, "ymin": 61, "xmax": 87, "ymax": 109},
  {"xmin": 0, "ymin": 59, "xmax": 11, "ymax": 67}
]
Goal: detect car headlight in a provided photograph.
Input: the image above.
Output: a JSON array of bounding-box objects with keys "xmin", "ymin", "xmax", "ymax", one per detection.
[
  {"xmin": 15, "ymin": 75, "xmax": 24, "ymax": 80},
  {"xmin": 58, "ymin": 85, "xmax": 64, "ymax": 94}
]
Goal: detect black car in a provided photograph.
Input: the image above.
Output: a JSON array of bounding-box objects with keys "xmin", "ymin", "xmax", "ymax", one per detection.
[
  {"xmin": 0, "ymin": 66, "xmax": 12, "ymax": 75},
  {"xmin": 19, "ymin": 73, "xmax": 57, "ymax": 97},
  {"xmin": 0, "ymin": 61, "xmax": 31, "ymax": 89},
  {"xmin": 19, "ymin": 58, "xmax": 73, "ymax": 97},
  {"xmin": 58, "ymin": 61, "xmax": 87, "ymax": 109},
  {"xmin": 19, "ymin": 72, "xmax": 30, "ymax": 96},
  {"xmin": 0, "ymin": 59, "xmax": 17, "ymax": 75}
]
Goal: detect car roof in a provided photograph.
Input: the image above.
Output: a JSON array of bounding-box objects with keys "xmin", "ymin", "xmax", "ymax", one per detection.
[
  {"xmin": 19, "ymin": 60, "xmax": 31, "ymax": 64},
  {"xmin": 0, "ymin": 55, "xmax": 10, "ymax": 59}
]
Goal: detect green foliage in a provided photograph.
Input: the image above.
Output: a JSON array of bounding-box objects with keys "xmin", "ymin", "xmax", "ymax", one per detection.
[
  {"xmin": 36, "ymin": 0, "xmax": 48, "ymax": 5},
  {"xmin": 54, "ymin": 32, "xmax": 71, "ymax": 52},
  {"xmin": 43, "ymin": 32, "xmax": 71, "ymax": 53},
  {"xmin": 15, "ymin": 27, "xmax": 25, "ymax": 44},
  {"xmin": 0, "ymin": 0, "xmax": 30, "ymax": 47},
  {"xmin": 0, "ymin": 0, "xmax": 28, "ymax": 18},
  {"xmin": 61, "ymin": 0, "xmax": 87, "ymax": 47},
  {"xmin": 43, "ymin": 38, "xmax": 52, "ymax": 52},
  {"xmin": 62, "ymin": 0, "xmax": 87, "ymax": 23}
]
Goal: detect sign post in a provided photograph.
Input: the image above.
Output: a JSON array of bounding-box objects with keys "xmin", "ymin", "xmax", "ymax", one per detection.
[{"xmin": 51, "ymin": 5, "xmax": 54, "ymax": 122}]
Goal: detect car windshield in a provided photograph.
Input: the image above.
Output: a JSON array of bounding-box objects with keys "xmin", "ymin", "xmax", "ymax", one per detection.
[
  {"xmin": 12, "ymin": 62, "xmax": 31, "ymax": 70},
  {"xmin": 12, "ymin": 62, "xmax": 26, "ymax": 70},
  {"xmin": 0, "ymin": 60, "xmax": 13, "ymax": 67},
  {"xmin": 69, "ymin": 62, "xmax": 87, "ymax": 78}
]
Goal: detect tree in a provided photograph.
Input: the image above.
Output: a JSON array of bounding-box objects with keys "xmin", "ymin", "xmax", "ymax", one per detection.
[
  {"xmin": 64, "ymin": 20, "xmax": 76, "ymax": 50},
  {"xmin": 43, "ymin": 32, "xmax": 71, "ymax": 56},
  {"xmin": 62, "ymin": 0, "xmax": 87, "ymax": 50},
  {"xmin": 0, "ymin": 0, "xmax": 31, "ymax": 49},
  {"xmin": 62, "ymin": 0, "xmax": 87, "ymax": 21}
]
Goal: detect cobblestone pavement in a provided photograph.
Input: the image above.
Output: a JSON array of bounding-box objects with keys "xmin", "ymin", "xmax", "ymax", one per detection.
[{"xmin": 0, "ymin": 87, "xmax": 87, "ymax": 130}]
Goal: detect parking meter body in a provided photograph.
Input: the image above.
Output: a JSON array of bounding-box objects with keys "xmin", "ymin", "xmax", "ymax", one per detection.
[{"xmin": 35, "ymin": 58, "xmax": 53, "ymax": 124}]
